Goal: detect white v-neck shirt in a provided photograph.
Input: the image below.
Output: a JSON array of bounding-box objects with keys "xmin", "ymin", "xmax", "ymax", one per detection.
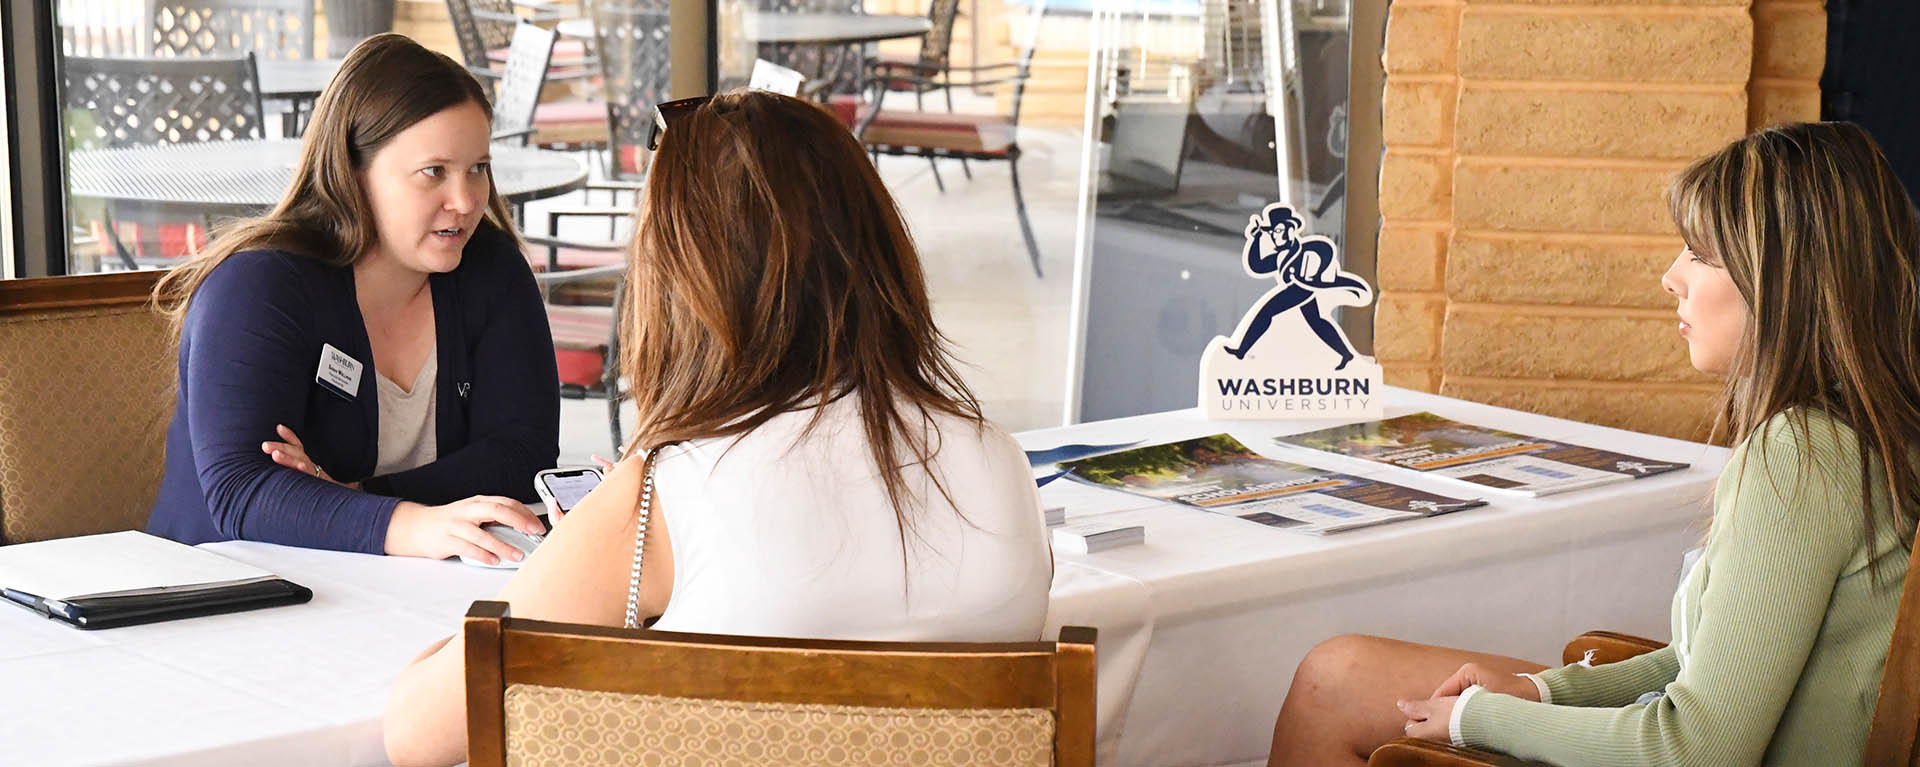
[
  {"xmin": 647, "ymin": 396, "xmax": 1053, "ymax": 642},
  {"xmin": 373, "ymin": 351, "xmax": 438, "ymax": 477}
]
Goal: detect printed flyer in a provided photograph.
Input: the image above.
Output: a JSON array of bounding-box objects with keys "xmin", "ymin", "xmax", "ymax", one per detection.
[
  {"xmin": 1274, "ymin": 412, "xmax": 1689, "ymax": 496},
  {"xmin": 1057, "ymin": 434, "xmax": 1483, "ymax": 534}
]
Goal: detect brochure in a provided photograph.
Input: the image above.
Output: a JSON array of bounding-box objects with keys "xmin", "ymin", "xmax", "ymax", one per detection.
[
  {"xmin": 1056, "ymin": 434, "xmax": 1484, "ymax": 534},
  {"xmin": 1273, "ymin": 411, "xmax": 1689, "ymax": 497}
]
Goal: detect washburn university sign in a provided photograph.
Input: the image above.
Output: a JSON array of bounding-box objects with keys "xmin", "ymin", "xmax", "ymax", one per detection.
[{"xmin": 1197, "ymin": 203, "xmax": 1384, "ymax": 419}]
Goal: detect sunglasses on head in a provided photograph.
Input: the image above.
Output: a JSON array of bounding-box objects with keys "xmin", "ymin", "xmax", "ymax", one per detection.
[{"xmin": 646, "ymin": 96, "xmax": 712, "ymax": 152}]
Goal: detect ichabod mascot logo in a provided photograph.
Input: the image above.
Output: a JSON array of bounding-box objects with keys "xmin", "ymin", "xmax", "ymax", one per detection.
[{"xmin": 1198, "ymin": 202, "xmax": 1384, "ymax": 419}]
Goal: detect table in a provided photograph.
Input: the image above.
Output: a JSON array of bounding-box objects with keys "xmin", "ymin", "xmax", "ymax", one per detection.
[
  {"xmin": 0, "ymin": 387, "xmax": 1726, "ymax": 765},
  {"xmin": 559, "ymin": 12, "xmax": 928, "ymax": 98},
  {"xmin": 257, "ymin": 58, "xmax": 344, "ymax": 103},
  {"xmin": 257, "ymin": 58, "xmax": 345, "ymax": 136},
  {"xmin": 68, "ymin": 139, "xmax": 588, "ymax": 219},
  {"xmin": 557, "ymin": 11, "xmax": 930, "ymax": 44},
  {"xmin": 751, "ymin": 13, "xmax": 931, "ymax": 99},
  {"xmin": 742, "ymin": 12, "xmax": 932, "ymax": 46},
  {"xmin": 1027, "ymin": 390, "xmax": 1725, "ymax": 765}
]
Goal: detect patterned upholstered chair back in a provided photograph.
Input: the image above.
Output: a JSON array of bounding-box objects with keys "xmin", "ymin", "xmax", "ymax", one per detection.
[
  {"xmin": 0, "ymin": 273, "xmax": 175, "ymax": 545},
  {"xmin": 463, "ymin": 601, "xmax": 1097, "ymax": 767},
  {"xmin": 148, "ymin": 0, "xmax": 316, "ymax": 59},
  {"xmin": 592, "ymin": 3, "xmax": 672, "ymax": 181}
]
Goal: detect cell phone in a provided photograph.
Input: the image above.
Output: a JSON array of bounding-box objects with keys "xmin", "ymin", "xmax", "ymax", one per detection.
[{"xmin": 533, "ymin": 466, "xmax": 605, "ymax": 517}]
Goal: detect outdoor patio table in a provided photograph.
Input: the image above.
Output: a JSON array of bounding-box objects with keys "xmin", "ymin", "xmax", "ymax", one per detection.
[
  {"xmin": 68, "ymin": 138, "xmax": 588, "ymax": 220},
  {"xmin": 258, "ymin": 58, "xmax": 345, "ymax": 135}
]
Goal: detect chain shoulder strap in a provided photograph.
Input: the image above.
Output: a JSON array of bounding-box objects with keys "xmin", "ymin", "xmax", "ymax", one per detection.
[{"xmin": 623, "ymin": 451, "xmax": 657, "ymax": 630}]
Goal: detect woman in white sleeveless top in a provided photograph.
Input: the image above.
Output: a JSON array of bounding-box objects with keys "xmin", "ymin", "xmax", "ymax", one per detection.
[{"xmin": 383, "ymin": 91, "xmax": 1053, "ymax": 766}]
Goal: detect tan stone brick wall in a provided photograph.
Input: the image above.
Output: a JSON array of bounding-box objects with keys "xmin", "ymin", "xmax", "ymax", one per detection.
[
  {"xmin": 1446, "ymin": 232, "xmax": 1678, "ymax": 308},
  {"xmin": 1376, "ymin": 0, "xmax": 1823, "ymax": 442},
  {"xmin": 1457, "ymin": 8, "xmax": 1752, "ymax": 83},
  {"xmin": 1750, "ymin": 0, "xmax": 1826, "ymax": 129},
  {"xmin": 1374, "ymin": 0, "xmax": 1460, "ymax": 386},
  {"xmin": 1453, "ymin": 84, "xmax": 1747, "ymax": 159}
]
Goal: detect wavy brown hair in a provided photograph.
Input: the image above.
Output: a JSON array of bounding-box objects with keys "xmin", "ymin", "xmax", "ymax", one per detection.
[
  {"xmin": 153, "ymin": 33, "xmax": 517, "ymax": 328},
  {"xmin": 1669, "ymin": 122, "xmax": 1920, "ymax": 560},
  {"xmin": 620, "ymin": 90, "xmax": 983, "ymax": 541}
]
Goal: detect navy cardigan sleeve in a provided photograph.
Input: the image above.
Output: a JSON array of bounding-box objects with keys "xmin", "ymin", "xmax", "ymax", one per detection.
[
  {"xmin": 182, "ymin": 252, "xmax": 400, "ymax": 553},
  {"xmin": 360, "ymin": 237, "xmax": 560, "ymax": 504}
]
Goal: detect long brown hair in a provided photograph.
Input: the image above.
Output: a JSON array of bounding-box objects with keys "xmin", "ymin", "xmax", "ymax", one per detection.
[
  {"xmin": 620, "ymin": 90, "xmax": 983, "ymax": 542},
  {"xmin": 152, "ymin": 34, "xmax": 518, "ymax": 328},
  {"xmin": 1669, "ymin": 122, "xmax": 1920, "ymax": 558}
]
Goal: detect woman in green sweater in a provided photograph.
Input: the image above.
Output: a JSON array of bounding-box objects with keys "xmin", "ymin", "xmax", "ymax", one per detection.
[{"xmin": 1267, "ymin": 122, "xmax": 1920, "ymax": 766}]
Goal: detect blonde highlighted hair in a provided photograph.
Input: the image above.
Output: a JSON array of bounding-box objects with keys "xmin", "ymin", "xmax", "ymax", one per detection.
[{"xmin": 1669, "ymin": 122, "xmax": 1920, "ymax": 557}]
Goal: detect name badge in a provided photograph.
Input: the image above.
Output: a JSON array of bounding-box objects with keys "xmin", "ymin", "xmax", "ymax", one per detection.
[{"xmin": 315, "ymin": 343, "xmax": 364, "ymax": 401}]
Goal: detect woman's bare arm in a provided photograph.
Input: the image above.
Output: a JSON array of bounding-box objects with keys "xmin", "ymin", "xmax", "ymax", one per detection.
[{"xmin": 382, "ymin": 453, "xmax": 675, "ymax": 766}]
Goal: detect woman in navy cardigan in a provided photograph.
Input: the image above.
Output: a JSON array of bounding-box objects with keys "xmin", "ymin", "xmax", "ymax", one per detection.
[{"xmin": 146, "ymin": 35, "xmax": 559, "ymax": 564}]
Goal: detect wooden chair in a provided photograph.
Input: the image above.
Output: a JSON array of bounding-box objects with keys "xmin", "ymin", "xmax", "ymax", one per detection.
[
  {"xmin": 463, "ymin": 600, "xmax": 1097, "ymax": 766},
  {"xmin": 0, "ymin": 272, "xmax": 175, "ymax": 545},
  {"xmin": 1368, "ymin": 539, "xmax": 1920, "ymax": 765}
]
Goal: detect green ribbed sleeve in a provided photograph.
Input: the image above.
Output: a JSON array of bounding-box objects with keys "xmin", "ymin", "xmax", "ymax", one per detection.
[
  {"xmin": 1455, "ymin": 412, "xmax": 1892, "ymax": 766},
  {"xmin": 1535, "ymin": 644, "xmax": 1681, "ymax": 709}
]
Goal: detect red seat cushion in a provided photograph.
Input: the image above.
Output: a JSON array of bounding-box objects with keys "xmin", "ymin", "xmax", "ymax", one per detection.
[
  {"xmin": 531, "ymin": 100, "xmax": 609, "ymax": 144},
  {"xmin": 828, "ymin": 94, "xmax": 862, "ymax": 126},
  {"xmin": 89, "ymin": 218, "xmax": 205, "ymax": 262},
  {"xmin": 829, "ymin": 95, "xmax": 1015, "ymax": 154},
  {"xmin": 859, "ymin": 110, "xmax": 1015, "ymax": 155},
  {"xmin": 529, "ymin": 247, "xmax": 625, "ymax": 271},
  {"xmin": 547, "ymin": 304, "xmax": 614, "ymax": 353},
  {"xmin": 533, "ymin": 100, "xmax": 606, "ymax": 127},
  {"xmin": 488, "ymin": 39, "xmax": 590, "ymax": 67},
  {"xmin": 614, "ymin": 144, "xmax": 647, "ymax": 177},
  {"xmin": 554, "ymin": 348, "xmax": 606, "ymax": 388}
]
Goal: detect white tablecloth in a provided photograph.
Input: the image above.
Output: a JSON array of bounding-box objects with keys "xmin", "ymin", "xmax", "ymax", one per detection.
[
  {"xmin": 1025, "ymin": 388, "xmax": 1726, "ymax": 766},
  {"xmin": 0, "ymin": 387, "xmax": 1725, "ymax": 766}
]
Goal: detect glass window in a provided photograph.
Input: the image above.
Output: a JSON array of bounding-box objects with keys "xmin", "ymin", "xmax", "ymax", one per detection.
[
  {"xmin": 55, "ymin": 0, "xmax": 331, "ymax": 274},
  {"xmin": 710, "ymin": 0, "xmax": 1107, "ymax": 431},
  {"xmin": 709, "ymin": 0, "xmax": 1353, "ymax": 428},
  {"xmin": 1074, "ymin": 0, "xmax": 1352, "ymax": 421},
  {"xmin": 49, "ymin": 0, "xmax": 629, "ymax": 276}
]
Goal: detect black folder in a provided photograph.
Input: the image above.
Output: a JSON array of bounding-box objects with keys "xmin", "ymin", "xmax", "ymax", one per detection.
[{"xmin": 0, "ymin": 532, "xmax": 312, "ymax": 630}]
